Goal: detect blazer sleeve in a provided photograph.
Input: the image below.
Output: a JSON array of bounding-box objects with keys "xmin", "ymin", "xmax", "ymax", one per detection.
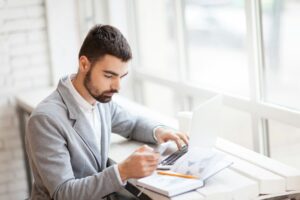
[
  {"xmin": 26, "ymin": 113, "xmax": 123, "ymax": 200},
  {"xmin": 109, "ymin": 101, "xmax": 162, "ymax": 144}
]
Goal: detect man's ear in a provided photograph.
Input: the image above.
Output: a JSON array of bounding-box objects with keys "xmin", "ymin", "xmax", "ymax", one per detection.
[{"xmin": 79, "ymin": 56, "xmax": 91, "ymax": 73}]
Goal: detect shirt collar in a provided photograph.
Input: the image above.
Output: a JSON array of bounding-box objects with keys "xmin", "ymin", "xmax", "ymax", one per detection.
[{"xmin": 66, "ymin": 74, "xmax": 98, "ymax": 112}]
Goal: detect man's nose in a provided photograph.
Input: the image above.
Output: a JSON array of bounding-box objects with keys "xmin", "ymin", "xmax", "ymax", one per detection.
[{"xmin": 111, "ymin": 78, "xmax": 121, "ymax": 91}]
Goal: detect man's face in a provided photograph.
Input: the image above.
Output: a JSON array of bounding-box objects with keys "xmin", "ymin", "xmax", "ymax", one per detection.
[{"xmin": 83, "ymin": 54, "xmax": 129, "ymax": 103}]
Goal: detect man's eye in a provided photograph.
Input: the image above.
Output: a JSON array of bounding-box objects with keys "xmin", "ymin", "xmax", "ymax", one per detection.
[{"xmin": 104, "ymin": 75, "xmax": 112, "ymax": 78}]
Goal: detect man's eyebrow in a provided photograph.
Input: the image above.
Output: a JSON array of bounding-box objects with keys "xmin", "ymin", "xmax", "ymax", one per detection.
[
  {"xmin": 103, "ymin": 70, "xmax": 118, "ymax": 76},
  {"xmin": 121, "ymin": 72, "xmax": 129, "ymax": 78},
  {"xmin": 103, "ymin": 70, "xmax": 128, "ymax": 78}
]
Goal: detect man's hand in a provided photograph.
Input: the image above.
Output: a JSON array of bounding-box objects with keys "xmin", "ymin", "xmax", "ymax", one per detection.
[
  {"xmin": 154, "ymin": 127, "xmax": 189, "ymax": 149},
  {"xmin": 118, "ymin": 145, "xmax": 160, "ymax": 182}
]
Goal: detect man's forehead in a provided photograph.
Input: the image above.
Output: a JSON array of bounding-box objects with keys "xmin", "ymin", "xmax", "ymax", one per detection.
[{"xmin": 94, "ymin": 56, "xmax": 129, "ymax": 73}]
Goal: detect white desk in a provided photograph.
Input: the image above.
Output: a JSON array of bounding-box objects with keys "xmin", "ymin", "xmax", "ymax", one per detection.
[{"xmin": 16, "ymin": 87, "xmax": 300, "ymax": 200}]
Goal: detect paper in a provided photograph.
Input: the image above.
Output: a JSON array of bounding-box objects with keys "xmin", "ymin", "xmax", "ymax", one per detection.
[
  {"xmin": 171, "ymin": 147, "xmax": 214, "ymax": 176},
  {"xmin": 171, "ymin": 147, "xmax": 227, "ymax": 179}
]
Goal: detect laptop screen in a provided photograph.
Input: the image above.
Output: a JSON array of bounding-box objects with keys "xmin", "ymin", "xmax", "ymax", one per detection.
[{"xmin": 189, "ymin": 95, "xmax": 223, "ymax": 149}]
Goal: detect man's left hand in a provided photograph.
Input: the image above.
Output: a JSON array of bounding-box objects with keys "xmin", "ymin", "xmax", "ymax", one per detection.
[{"xmin": 154, "ymin": 127, "xmax": 189, "ymax": 149}]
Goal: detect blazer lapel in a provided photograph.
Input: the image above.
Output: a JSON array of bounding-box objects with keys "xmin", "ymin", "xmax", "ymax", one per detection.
[
  {"xmin": 73, "ymin": 115, "xmax": 102, "ymax": 170},
  {"xmin": 57, "ymin": 76, "xmax": 102, "ymax": 170},
  {"xmin": 98, "ymin": 105, "xmax": 108, "ymax": 170}
]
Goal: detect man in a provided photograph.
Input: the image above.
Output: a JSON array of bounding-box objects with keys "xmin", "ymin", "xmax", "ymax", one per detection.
[{"xmin": 25, "ymin": 24, "xmax": 188, "ymax": 200}]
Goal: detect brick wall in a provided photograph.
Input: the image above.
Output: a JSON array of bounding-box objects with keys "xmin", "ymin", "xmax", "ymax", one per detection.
[{"xmin": 0, "ymin": 0, "xmax": 51, "ymax": 199}]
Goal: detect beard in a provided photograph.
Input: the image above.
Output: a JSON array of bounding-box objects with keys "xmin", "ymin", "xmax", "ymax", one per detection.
[{"xmin": 84, "ymin": 69, "xmax": 118, "ymax": 103}]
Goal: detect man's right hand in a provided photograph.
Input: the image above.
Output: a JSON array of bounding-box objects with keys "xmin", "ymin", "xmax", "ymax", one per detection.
[{"xmin": 118, "ymin": 145, "xmax": 160, "ymax": 181}]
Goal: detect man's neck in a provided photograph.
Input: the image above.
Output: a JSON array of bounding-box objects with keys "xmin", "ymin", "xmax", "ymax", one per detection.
[{"xmin": 71, "ymin": 74, "xmax": 96, "ymax": 105}]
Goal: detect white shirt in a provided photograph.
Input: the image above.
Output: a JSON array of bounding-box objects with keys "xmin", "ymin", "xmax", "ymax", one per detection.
[
  {"xmin": 66, "ymin": 74, "xmax": 125, "ymax": 186},
  {"xmin": 67, "ymin": 74, "xmax": 101, "ymax": 151}
]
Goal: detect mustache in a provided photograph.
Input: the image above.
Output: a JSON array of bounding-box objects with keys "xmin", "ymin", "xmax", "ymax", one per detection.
[{"xmin": 103, "ymin": 89, "xmax": 118, "ymax": 94}]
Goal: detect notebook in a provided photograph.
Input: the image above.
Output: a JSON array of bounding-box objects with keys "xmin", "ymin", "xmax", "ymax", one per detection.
[{"xmin": 137, "ymin": 95, "xmax": 233, "ymax": 197}]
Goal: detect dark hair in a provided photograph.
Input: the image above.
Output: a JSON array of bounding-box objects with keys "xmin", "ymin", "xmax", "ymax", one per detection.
[{"xmin": 78, "ymin": 24, "xmax": 132, "ymax": 63}]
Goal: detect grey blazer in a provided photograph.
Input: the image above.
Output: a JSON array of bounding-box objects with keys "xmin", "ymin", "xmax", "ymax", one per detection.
[{"xmin": 25, "ymin": 76, "xmax": 160, "ymax": 200}]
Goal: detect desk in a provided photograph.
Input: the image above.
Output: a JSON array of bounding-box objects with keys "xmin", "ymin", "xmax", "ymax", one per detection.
[{"xmin": 16, "ymin": 87, "xmax": 300, "ymax": 200}]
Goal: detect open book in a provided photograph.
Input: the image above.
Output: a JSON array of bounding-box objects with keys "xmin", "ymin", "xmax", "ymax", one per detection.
[{"xmin": 137, "ymin": 149, "xmax": 233, "ymax": 197}]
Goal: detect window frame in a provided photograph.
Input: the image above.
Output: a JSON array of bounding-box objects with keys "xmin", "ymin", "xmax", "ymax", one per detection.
[{"xmin": 88, "ymin": 0, "xmax": 300, "ymax": 156}]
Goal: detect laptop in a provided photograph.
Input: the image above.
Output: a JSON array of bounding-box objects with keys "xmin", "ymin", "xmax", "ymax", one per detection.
[{"xmin": 157, "ymin": 95, "xmax": 223, "ymax": 169}]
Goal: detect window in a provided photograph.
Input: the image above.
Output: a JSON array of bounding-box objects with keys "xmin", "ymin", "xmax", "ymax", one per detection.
[
  {"xmin": 142, "ymin": 81, "xmax": 180, "ymax": 117},
  {"xmin": 134, "ymin": 0, "xmax": 179, "ymax": 79},
  {"xmin": 90, "ymin": 0, "xmax": 300, "ymax": 164},
  {"xmin": 185, "ymin": 0, "xmax": 249, "ymax": 96},
  {"xmin": 262, "ymin": 0, "xmax": 300, "ymax": 111}
]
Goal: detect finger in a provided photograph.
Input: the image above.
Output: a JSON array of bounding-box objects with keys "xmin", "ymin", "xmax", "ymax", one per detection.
[
  {"xmin": 173, "ymin": 136, "xmax": 183, "ymax": 150},
  {"xmin": 141, "ymin": 161, "xmax": 159, "ymax": 171},
  {"xmin": 141, "ymin": 164, "xmax": 157, "ymax": 173},
  {"xmin": 147, "ymin": 162, "xmax": 158, "ymax": 168},
  {"xmin": 145, "ymin": 164, "xmax": 159, "ymax": 172},
  {"xmin": 136, "ymin": 151, "xmax": 157, "ymax": 158},
  {"xmin": 142, "ymin": 153, "xmax": 160, "ymax": 161},
  {"xmin": 164, "ymin": 134, "xmax": 182, "ymax": 149},
  {"xmin": 136, "ymin": 145, "xmax": 154, "ymax": 153},
  {"xmin": 143, "ymin": 169, "xmax": 156, "ymax": 177},
  {"xmin": 177, "ymin": 133, "xmax": 189, "ymax": 145}
]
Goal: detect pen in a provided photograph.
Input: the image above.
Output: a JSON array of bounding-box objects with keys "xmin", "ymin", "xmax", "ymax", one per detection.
[{"xmin": 157, "ymin": 171, "xmax": 199, "ymax": 179}]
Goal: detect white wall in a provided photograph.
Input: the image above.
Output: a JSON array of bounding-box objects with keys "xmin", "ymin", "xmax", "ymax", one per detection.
[
  {"xmin": 45, "ymin": 0, "xmax": 80, "ymax": 84},
  {"xmin": 0, "ymin": 0, "xmax": 51, "ymax": 198}
]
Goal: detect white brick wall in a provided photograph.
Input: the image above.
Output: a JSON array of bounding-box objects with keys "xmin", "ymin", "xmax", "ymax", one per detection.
[{"xmin": 0, "ymin": 0, "xmax": 51, "ymax": 199}]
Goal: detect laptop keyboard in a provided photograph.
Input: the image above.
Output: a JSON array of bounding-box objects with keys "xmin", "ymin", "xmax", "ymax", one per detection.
[{"xmin": 159, "ymin": 145, "xmax": 188, "ymax": 166}]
